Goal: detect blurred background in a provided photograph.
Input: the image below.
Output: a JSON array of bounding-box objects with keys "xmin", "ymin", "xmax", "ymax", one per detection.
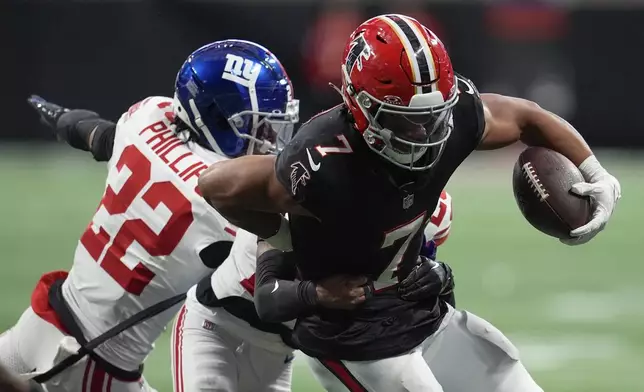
[{"xmin": 1, "ymin": 0, "xmax": 642, "ymax": 391}]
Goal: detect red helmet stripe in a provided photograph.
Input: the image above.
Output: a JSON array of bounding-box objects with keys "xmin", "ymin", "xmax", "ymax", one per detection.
[
  {"xmin": 379, "ymin": 15, "xmax": 422, "ymax": 95},
  {"xmin": 385, "ymin": 15, "xmax": 434, "ymax": 93}
]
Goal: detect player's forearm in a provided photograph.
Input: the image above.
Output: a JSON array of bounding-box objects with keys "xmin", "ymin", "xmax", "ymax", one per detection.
[
  {"xmin": 199, "ymin": 157, "xmax": 296, "ymax": 249},
  {"xmin": 519, "ymin": 108, "xmax": 592, "ymax": 167},
  {"xmin": 199, "ymin": 157, "xmax": 280, "ymax": 211},
  {"xmin": 216, "ymin": 207, "xmax": 287, "ymax": 248},
  {"xmin": 255, "ymin": 278, "xmax": 318, "ymax": 323},
  {"xmin": 57, "ymin": 110, "xmax": 116, "ymax": 161},
  {"xmin": 254, "ymin": 247, "xmax": 318, "ymax": 323},
  {"xmin": 479, "ymin": 95, "xmax": 592, "ymax": 166}
]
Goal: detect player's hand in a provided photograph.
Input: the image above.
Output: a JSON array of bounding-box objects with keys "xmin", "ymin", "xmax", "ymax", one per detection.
[
  {"xmin": 315, "ymin": 275, "xmax": 371, "ymax": 310},
  {"xmin": 562, "ymin": 157, "xmax": 621, "ymax": 246},
  {"xmin": 398, "ymin": 256, "xmax": 454, "ymax": 304},
  {"xmin": 27, "ymin": 95, "xmax": 71, "ymax": 132}
]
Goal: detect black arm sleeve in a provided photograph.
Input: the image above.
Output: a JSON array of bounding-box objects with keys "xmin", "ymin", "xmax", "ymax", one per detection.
[
  {"xmin": 254, "ymin": 248, "xmax": 318, "ymax": 323},
  {"xmin": 56, "ymin": 110, "xmax": 116, "ymax": 162},
  {"xmin": 89, "ymin": 120, "xmax": 116, "ymax": 162}
]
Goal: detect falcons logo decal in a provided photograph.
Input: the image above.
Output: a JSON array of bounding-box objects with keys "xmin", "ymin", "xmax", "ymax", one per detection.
[
  {"xmin": 289, "ymin": 161, "xmax": 311, "ymax": 196},
  {"xmin": 346, "ymin": 34, "xmax": 373, "ymax": 73}
]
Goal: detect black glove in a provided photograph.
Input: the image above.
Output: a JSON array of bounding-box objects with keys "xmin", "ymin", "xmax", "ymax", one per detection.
[
  {"xmin": 27, "ymin": 95, "xmax": 71, "ymax": 131},
  {"xmin": 398, "ymin": 256, "xmax": 455, "ymax": 305},
  {"xmin": 27, "ymin": 95, "xmax": 101, "ymax": 150}
]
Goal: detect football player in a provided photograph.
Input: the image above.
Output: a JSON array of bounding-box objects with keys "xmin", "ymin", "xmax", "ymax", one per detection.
[
  {"xmin": 0, "ymin": 40, "xmax": 298, "ymax": 392},
  {"xmin": 198, "ymin": 14, "xmax": 621, "ymax": 391},
  {"xmin": 171, "ymin": 188, "xmax": 452, "ymax": 391}
]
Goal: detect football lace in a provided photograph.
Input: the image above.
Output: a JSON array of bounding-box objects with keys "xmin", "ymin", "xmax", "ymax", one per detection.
[{"xmin": 521, "ymin": 162, "xmax": 550, "ymax": 201}]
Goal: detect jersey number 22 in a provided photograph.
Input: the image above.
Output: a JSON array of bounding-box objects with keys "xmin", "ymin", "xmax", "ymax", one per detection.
[{"xmin": 80, "ymin": 145, "xmax": 194, "ymax": 295}]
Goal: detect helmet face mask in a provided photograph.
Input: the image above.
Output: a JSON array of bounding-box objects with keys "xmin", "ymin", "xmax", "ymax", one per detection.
[
  {"xmin": 357, "ymin": 89, "xmax": 457, "ymax": 170},
  {"xmin": 341, "ymin": 14, "xmax": 458, "ymax": 171},
  {"xmin": 228, "ymin": 98, "xmax": 299, "ymax": 155}
]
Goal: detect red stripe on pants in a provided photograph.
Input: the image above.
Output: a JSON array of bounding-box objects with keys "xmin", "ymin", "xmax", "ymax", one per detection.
[
  {"xmin": 173, "ymin": 305, "xmax": 188, "ymax": 392},
  {"xmin": 319, "ymin": 359, "xmax": 368, "ymax": 392},
  {"xmin": 89, "ymin": 362, "xmax": 106, "ymax": 392}
]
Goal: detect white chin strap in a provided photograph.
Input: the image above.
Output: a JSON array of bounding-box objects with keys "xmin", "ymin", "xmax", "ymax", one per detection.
[{"xmin": 187, "ymin": 99, "xmax": 224, "ymax": 155}]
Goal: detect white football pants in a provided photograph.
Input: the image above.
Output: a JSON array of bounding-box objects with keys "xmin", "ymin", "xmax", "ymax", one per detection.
[
  {"xmin": 170, "ymin": 288, "xmax": 294, "ymax": 392},
  {"xmin": 0, "ymin": 307, "xmax": 156, "ymax": 392},
  {"xmin": 306, "ymin": 304, "xmax": 543, "ymax": 392}
]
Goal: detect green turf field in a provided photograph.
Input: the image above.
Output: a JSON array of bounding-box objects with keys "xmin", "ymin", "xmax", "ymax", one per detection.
[{"xmin": 1, "ymin": 146, "xmax": 642, "ymax": 392}]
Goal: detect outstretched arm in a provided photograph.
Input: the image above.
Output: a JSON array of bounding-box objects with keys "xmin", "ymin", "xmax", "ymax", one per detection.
[
  {"xmin": 27, "ymin": 95, "xmax": 116, "ymax": 162},
  {"xmin": 478, "ymin": 93, "xmax": 621, "ymax": 244}
]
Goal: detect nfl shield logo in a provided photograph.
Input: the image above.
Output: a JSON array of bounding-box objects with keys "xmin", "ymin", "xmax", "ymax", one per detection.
[
  {"xmin": 402, "ymin": 194, "xmax": 414, "ymax": 209},
  {"xmin": 202, "ymin": 320, "xmax": 215, "ymax": 331}
]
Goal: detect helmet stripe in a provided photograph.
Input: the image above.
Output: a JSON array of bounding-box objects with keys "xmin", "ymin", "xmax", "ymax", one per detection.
[
  {"xmin": 386, "ymin": 15, "xmax": 435, "ymax": 93},
  {"xmin": 380, "ymin": 15, "xmax": 422, "ymax": 95},
  {"xmin": 399, "ymin": 15, "xmax": 438, "ymax": 94}
]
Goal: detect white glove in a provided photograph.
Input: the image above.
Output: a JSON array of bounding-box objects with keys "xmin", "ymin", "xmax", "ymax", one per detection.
[{"xmin": 561, "ymin": 155, "xmax": 621, "ymax": 246}]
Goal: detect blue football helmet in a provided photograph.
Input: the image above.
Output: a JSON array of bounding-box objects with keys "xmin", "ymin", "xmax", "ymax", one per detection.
[{"xmin": 173, "ymin": 40, "xmax": 299, "ymax": 157}]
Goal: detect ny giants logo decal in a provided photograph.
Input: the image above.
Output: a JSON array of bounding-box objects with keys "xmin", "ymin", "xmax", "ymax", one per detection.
[
  {"xmin": 346, "ymin": 34, "xmax": 373, "ymax": 73},
  {"xmin": 289, "ymin": 161, "xmax": 311, "ymax": 196},
  {"xmin": 222, "ymin": 53, "xmax": 261, "ymax": 87}
]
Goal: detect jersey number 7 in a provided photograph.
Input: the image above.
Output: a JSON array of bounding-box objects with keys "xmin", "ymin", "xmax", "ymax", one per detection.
[
  {"xmin": 80, "ymin": 145, "xmax": 194, "ymax": 295},
  {"xmin": 377, "ymin": 212, "xmax": 426, "ymax": 288}
]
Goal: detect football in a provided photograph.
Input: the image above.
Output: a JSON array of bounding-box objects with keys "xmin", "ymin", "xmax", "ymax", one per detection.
[{"xmin": 512, "ymin": 147, "xmax": 592, "ymax": 239}]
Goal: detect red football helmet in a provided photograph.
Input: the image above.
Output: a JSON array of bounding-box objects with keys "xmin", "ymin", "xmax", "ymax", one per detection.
[{"xmin": 341, "ymin": 14, "xmax": 458, "ymax": 171}]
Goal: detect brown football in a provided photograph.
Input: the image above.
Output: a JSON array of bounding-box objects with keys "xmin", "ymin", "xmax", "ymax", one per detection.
[{"xmin": 512, "ymin": 147, "xmax": 592, "ymax": 239}]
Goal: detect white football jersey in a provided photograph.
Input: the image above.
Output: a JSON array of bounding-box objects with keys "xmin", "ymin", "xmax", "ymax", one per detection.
[
  {"xmin": 62, "ymin": 96, "xmax": 235, "ymax": 371},
  {"xmin": 210, "ymin": 190, "xmax": 454, "ymax": 330}
]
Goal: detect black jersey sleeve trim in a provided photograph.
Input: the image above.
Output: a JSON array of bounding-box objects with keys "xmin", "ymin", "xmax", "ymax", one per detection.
[{"xmin": 455, "ymin": 74, "xmax": 486, "ymax": 145}]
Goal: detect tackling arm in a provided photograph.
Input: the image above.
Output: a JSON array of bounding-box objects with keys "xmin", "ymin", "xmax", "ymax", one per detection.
[
  {"xmin": 198, "ymin": 155, "xmax": 313, "ymax": 250},
  {"xmin": 253, "ymin": 240, "xmax": 319, "ymax": 323},
  {"xmin": 253, "ymin": 239, "xmax": 369, "ymax": 323}
]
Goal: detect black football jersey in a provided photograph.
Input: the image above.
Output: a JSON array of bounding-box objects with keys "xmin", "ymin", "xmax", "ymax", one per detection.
[{"xmin": 274, "ymin": 76, "xmax": 486, "ymax": 360}]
